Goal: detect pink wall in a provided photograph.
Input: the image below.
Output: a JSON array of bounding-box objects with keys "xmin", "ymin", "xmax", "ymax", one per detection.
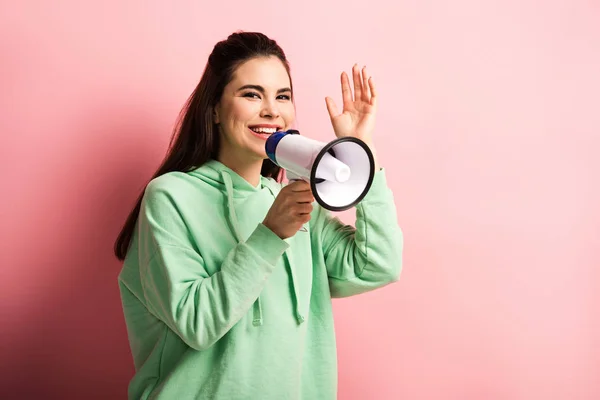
[{"xmin": 2, "ymin": 1, "xmax": 598, "ymax": 399}]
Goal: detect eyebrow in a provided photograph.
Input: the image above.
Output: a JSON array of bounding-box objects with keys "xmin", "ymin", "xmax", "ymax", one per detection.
[{"xmin": 236, "ymin": 84, "xmax": 292, "ymax": 94}]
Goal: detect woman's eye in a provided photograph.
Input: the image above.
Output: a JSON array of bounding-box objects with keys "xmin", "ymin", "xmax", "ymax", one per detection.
[{"xmin": 243, "ymin": 92, "xmax": 291, "ymax": 101}]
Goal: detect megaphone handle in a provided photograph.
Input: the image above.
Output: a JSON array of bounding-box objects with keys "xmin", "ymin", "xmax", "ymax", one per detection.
[
  {"xmin": 285, "ymin": 171, "xmax": 309, "ymax": 232},
  {"xmin": 286, "ymin": 170, "xmax": 304, "ymax": 182}
]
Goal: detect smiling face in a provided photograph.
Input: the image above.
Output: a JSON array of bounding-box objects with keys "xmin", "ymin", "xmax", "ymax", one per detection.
[{"xmin": 214, "ymin": 56, "xmax": 295, "ymax": 166}]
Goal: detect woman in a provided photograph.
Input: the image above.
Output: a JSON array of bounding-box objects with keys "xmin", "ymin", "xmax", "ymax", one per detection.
[{"xmin": 115, "ymin": 31, "xmax": 403, "ymax": 400}]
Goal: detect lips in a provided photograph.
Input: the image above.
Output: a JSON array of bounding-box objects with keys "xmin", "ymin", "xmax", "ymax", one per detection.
[{"xmin": 248, "ymin": 127, "xmax": 275, "ymax": 140}]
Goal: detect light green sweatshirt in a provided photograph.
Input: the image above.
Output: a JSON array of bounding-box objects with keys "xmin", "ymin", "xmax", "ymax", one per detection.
[{"xmin": 118, "ymin": 159, "xmax": 403, "ymax": 400}]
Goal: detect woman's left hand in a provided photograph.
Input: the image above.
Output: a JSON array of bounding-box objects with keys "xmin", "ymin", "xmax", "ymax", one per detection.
[{"xmin": 325, "ymin": 64, "xmax": 377, "ymax": 144}]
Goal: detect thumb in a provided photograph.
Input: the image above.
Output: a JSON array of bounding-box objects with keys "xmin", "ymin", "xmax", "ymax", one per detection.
[{"xmin": 325, "ymin": 97, "xmax": 338, "ymax": 120}]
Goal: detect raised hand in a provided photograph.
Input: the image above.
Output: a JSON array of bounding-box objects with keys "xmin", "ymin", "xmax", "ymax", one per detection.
[{"xmin": 325, "ymin": 64, "xmax": 377, "ymax": 144}]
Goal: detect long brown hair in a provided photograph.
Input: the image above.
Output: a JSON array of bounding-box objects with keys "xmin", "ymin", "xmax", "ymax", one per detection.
[{"xmin": 114, "ymin": 31, "xmax": 293, "ymax": 261}]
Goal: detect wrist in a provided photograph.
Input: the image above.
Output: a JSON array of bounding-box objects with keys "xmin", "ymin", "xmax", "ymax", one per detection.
[
  {"xmin": 261, "ymin": 220, "xmax": 283, "ymax": 240},
  {"xmin": 361, "ymin": 138, "xmax": 380, "ymax": 170}
]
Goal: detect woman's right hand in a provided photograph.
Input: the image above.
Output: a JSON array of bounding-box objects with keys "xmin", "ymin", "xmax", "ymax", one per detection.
[{"xmin": 262, "ymin": 180, "xmax": 314, "ymax": 239}]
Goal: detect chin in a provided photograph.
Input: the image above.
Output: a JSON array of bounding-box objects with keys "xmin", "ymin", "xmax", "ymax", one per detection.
[
  {"xmin": 249, "ymin": 144, "xmax": 268, "ymax": 159},
  {"xmin": 249, "ymin": 149, "xmax": 268, "ymax": 162}
]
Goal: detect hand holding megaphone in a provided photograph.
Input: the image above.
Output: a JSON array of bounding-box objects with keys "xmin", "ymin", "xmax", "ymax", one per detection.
[
  {"xmin": 262, "ymin": 180, "xmax": 314, "ymax": 239},
  {"xmin": 265, "ymin": 130, "xmax": 375, "ymax": 212}
]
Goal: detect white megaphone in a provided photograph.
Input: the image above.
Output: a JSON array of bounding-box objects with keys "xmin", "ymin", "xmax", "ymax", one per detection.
[{"xmin": 265, "ymin": 130, "xmax": 375, "ymax": 211}]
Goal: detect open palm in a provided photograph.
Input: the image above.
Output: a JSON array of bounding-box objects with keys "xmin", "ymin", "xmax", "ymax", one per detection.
[{"xmin": 325, "ymin": 64, "xmax": 377, "ymax": 143}]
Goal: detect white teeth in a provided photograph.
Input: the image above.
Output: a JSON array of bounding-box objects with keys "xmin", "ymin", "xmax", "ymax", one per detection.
[{"xmin": 250, "ymin": 127, "xmax": 277, "ymax": 134}]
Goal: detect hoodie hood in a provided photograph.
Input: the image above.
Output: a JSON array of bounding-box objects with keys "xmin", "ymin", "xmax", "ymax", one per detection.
[{"xmin": 188, "ymin": 159, "xmax": 308, "ymax": 326}]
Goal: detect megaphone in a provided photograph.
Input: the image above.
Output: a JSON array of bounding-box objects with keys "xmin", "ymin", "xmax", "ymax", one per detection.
[{"xmin": 265, "ymin": 130, "xmax": 375, "ymax": 211}]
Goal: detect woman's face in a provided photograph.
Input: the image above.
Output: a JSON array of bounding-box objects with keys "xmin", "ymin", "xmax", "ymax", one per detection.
[{"xmin": 215, "ymin": 56, "xmax": 295, "ymax": 164}]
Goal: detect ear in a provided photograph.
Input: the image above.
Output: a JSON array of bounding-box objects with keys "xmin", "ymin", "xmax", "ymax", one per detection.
[{"xmin": 213, "ymin": 105, "xmax": 220, "ymax": 124}]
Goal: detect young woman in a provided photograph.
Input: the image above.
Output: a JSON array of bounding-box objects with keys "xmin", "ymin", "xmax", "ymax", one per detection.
[{"xmin": 115, "ymin": 31, "xmax": 403, "ymax": 400}]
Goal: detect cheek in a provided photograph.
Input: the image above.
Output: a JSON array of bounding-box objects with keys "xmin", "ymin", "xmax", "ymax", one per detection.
[
  {"xmin": 283, "ymin": 104, "xmax": 296, "ymax": 124},
  {"xmin": 228, "ymin": 100, "xmax": 259, "ymax": 124}
]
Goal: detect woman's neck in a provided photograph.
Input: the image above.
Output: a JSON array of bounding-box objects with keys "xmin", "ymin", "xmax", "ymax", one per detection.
[{"xmin": 216, "ymin": 152, "xmax": 264, "ymax": 187}]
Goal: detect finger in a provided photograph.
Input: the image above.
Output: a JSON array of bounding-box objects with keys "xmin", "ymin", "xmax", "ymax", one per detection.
[
  {"xmin": 288, "ymin": 180, "xmax": 312, "ymax": 192},
  {"xmin": 296, "ymin": 203, "xmax": 314, "ymax": 215},
  {"xmin": 325, "ymin": 97, "xmax": 339, "ymax": 119},
  {"xmin": 296, "ymin": 192, "xmax": 315, "ymax": 204},
  {"xmin": 368, "ymin": 76, "xmax": 377, "ymax": 107},
  {"xmin": 352, "ymin": 64, "xmax": 362, "ymax": 102},
  {"xmin": 362, "ymin": 66, "xmax": 371, "ymax": 102},
  {"xmin": 300, "ymin": 213, "xmax": 312, "ymax": 223},
  {"xmin": 340, "ymin": 72, "xmax": 353, "ymax": 107}
]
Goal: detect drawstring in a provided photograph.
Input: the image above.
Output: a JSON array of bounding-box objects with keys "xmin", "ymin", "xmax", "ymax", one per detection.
[
  {"xmin": 221, "ymin": 171, "xmax": 243, "ymax": 243},
  {"xmin": 221, "ymin": 170, "xmax": 264, "ymax": 327},
  {"xmin": 221, "ymin": 170, "xmax": 305, "ymax": 326},
  {"xmin": 263, "ymin": 184, "xmax": 305, "ymax": 325},
  {"xmin": 253, "ymin": 296, "xmax": 263, "ymax": 327},
  {"xmin": 286, "ymin": 256, "xmax": 305, "ymax": 323}
]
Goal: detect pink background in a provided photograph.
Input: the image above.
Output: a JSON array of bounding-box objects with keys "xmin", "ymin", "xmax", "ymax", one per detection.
[{"xmin": 1, "ymin": 1, "xmax": 599, "ymax": 399}]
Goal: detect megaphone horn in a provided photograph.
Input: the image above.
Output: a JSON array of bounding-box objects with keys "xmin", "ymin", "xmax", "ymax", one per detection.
[{"xmin": 265, "ymin": 130, "xmax": 375, "ymax": 211}]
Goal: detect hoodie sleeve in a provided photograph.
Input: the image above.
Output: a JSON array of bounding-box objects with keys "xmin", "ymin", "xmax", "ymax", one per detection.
[
  {"xmin": 313, "ymin": 168, "xmax": 403, "ymax": 298},
  {"xmin": 137, "ymin": 180, "xmax": 289, "ymax": 351}
]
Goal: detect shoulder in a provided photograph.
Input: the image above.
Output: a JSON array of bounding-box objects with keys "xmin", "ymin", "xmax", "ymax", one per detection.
[
  {"xmin": 145, "ymin": 171, "xmax": 194, "ymax": 194},
  {"xmin": 136, "ymin": 172, "xmax": 206, "ymax": 252},
  {"xmin": 142, "ymin": 171, "xmax": 204, "ymax": 214}
]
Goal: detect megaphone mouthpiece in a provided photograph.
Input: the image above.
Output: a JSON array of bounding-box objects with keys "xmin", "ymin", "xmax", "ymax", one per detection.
[{"xmin": 315, "ymin": 152, "xmax": 351, "ymax": 183}]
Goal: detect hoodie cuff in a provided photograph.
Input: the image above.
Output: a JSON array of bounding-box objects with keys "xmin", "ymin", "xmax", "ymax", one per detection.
[{"xmin": 245, "ymin": 223, "xmax": 290, "ymax": 265}]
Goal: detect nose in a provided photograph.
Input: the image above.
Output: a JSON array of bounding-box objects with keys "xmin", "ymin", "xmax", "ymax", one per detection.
[{"xmin": 260, "ymin": 98, "xmax": 279, "ymax": 118}]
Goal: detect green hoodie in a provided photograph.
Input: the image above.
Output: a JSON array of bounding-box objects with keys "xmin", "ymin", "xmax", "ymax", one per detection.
[{"xmin": 118, "ymin": 159, "xmax": 403, "ymax": 400}]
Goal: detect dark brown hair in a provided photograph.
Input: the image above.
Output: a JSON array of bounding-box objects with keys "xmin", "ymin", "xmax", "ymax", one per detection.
[{"xmin": 114, "ymin": 31, "xmax": 293, "ymax": 261}]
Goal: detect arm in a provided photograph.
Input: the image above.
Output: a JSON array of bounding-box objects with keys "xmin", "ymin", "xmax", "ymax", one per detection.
[
  {"xmin": 321, "ymin": 64, "xmax": 403, "ymax": 297},
  {"xmin": 138, "ymin": 181, "xmax": 288, "ymax": 351},
  {"xmin": 315, "ymin": 168, "xmax": 403, "ymax": 298}
]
